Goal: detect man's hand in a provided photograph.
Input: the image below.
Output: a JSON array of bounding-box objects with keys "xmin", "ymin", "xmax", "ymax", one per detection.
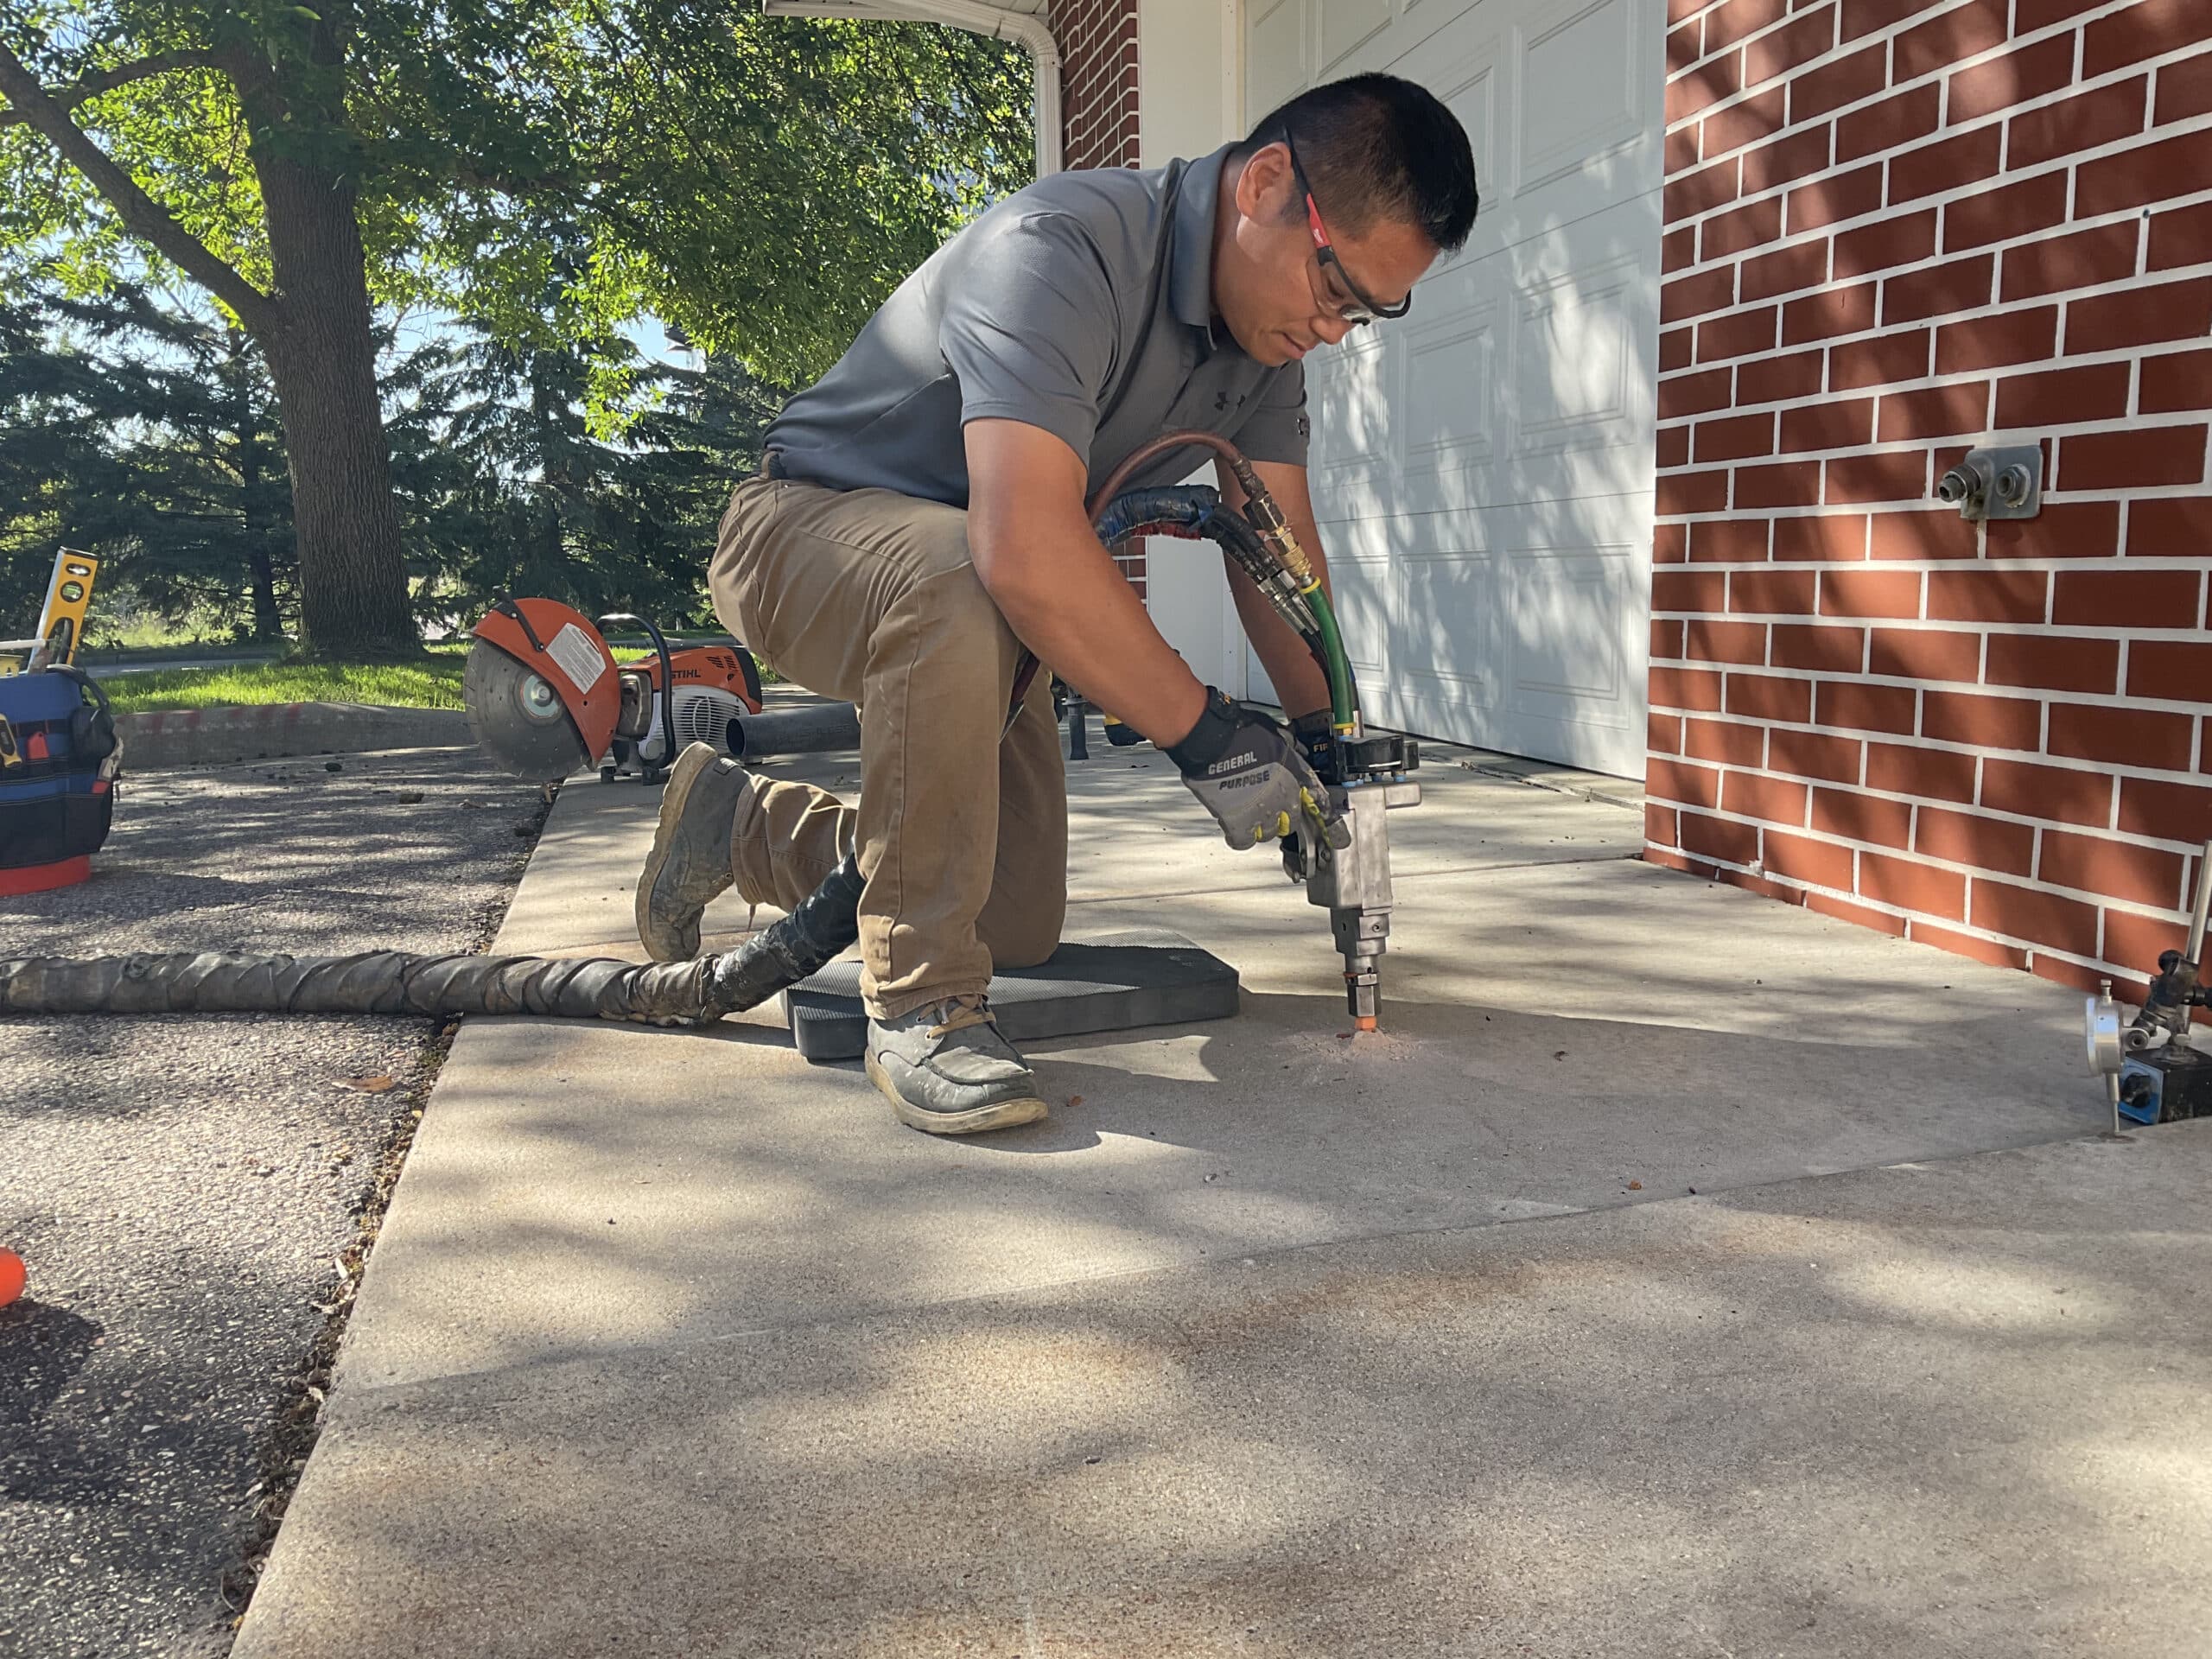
[{"xmin": 1168, "ymin": 689, "xmax": 1349, "ymax": 860}]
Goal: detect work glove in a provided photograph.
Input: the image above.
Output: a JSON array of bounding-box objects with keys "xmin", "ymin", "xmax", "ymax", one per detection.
[{"xmin": 1167, "ymin": 688, "xmax": 1349, "ymax": 862}]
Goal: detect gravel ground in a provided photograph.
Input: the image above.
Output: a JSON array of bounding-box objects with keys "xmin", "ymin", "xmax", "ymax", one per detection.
[{"xmin": 0, "ymin": 746, "xmax": 549, "ymax": 1658}]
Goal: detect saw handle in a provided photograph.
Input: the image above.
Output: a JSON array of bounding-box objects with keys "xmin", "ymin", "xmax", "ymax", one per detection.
[
  {"xmin": 597, "ymin": 613, "xmax": 678, "ymax": 774},
  {"xmin": 733, "ymin": 642, "xmax": 766, "ymax": 710}
]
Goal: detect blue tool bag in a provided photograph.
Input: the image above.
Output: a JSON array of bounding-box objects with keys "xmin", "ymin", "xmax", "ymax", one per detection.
[{"xmin": 0, "ymin": 665, "xmax": 119, "ymax": 870}]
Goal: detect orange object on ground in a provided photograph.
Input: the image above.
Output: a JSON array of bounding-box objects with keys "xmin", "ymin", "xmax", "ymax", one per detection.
[
  {"xmin": 0, "ymin": 855, "xmax": 90, "ymax": 895},
  {"xmin": 0, "ymin": 1249, "xmax": 24, "ymax": 1309}
]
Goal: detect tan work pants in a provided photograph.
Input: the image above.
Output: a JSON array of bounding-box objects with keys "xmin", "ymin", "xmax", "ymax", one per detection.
[{"xmin": 708, "ymin": 475, "xmax": 1068, "ymax": 1019}]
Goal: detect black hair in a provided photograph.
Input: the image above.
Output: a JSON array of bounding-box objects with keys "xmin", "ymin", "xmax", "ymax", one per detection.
[{"xmin": 1243, "ymin": 73, "xmax": 1478, "ymax": 253}]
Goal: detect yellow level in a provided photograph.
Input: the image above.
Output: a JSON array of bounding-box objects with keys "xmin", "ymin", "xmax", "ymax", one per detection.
[
  {"xmin": 35, "ymin": 548, "xmax": 98, "ymax": 664},
  {"xmin": 3, "ymin": 548, "xmax": 99, "ymax": 673}
]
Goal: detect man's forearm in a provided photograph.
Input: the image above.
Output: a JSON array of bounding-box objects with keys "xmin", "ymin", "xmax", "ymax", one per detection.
[
  {"xmin": 966, "ymin": 417, "xmax": 1214, "ymax": 747},
  {"xmin": 976, "ymin": 509, "xmax": 1209, "ymax": 747}
]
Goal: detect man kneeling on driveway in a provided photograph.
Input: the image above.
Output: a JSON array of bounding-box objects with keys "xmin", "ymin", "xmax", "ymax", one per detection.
[{"xmin": 638, "ymin": 73, "xmax": 1477, "ymax": 1136}]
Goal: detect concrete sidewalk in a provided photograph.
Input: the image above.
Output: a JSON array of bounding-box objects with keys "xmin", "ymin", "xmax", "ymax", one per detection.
[{"xmin": 233, "ymin": 720, "xmax": 2211, "ymax": 1656}]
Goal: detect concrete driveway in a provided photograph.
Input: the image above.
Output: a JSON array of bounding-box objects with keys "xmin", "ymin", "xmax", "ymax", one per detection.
[
  {"xmin": 232, "ymin": 719, "xmax": 2211, "ymax": 1657},
  {"xmin": 0, "ymin": 745, "xmax": 548, "ymax": 1659}
]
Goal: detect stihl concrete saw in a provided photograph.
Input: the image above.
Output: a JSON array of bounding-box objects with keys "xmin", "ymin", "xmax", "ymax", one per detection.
[{"xmin": 463, "ymin": 599, "xmax": 856, "ymax": 784}]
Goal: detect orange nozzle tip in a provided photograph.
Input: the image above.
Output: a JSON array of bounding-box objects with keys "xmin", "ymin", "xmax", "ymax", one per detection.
[{"xmin": 1353, "ymin": 1016, "xmax": 1378, "ymax": 1033}]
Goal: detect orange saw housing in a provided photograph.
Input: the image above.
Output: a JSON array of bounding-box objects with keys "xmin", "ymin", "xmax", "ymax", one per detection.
[
  {"xmin": 631, "ymin": 642, "xmax": 762, "ymax": 709},
  {"xmin": 470, "ymin": 598, "xmax": 626, "ymax": 764}
]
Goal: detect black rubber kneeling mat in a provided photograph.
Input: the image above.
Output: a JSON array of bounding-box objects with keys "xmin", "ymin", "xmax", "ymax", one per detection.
[{"xmin": 780, "ymin": 930, "xmax": 1238, "ymax": 1064}]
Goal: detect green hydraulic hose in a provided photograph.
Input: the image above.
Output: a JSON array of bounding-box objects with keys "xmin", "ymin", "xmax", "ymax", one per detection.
[
  {"xmin": 1080, "ymin": 429, "xmax": 1363, "ymax": 734},
  {"xmin": 1303, "ymin": 582, "xmax": 1358, "ymax": 733}
]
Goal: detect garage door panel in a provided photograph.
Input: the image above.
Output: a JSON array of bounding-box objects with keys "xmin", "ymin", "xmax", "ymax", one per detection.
[
  {"xmin": 1514, "ymin": 0, "xmax": 1653, "ymax": 195},
  {"xmin": 1509, "ymin": 546, "xmax": 1633, "ymax": 726},
  {"xmin": 1403, "ymin": 295, "xmax": 1502, "ymax": 479},
  {"xmin": 1395, "ymin": 552, "xmax": 1504, "ymax": 715},
  {"xmin": 1419, "ymin": 35, "xmax": 1505, "ymax": 267},
  {"xmin": 1243, "ymin": 0, "xmax": 1660, "ymax": 777},
  {"xmin": 1316, "ymin": 257, "xmax": 1502, "ymax": 525},
  {"xmin": 1250, "ymin": 0, "xmax": 1306, "ymax": 108},
  {"xmin": 1319, "ymin": 0, "xmax": 1395, "ymax": 70},
  {"xmin": 1330, "ymin": 554, "xmax": 1395, "ymax": 691},
  {"xmin": 1314, "ymin": 442, "xmax": 1656, "ymax": 537},
  {"xmin": 1319, "ymin": 237, "xmax": 1651, "ymax": 522},
  {"xmin": 1306, "ymin": 332, "xmax": 1398, "ymax": 483},
  {"xmin": 1511, "ymin": 251, "xmax": 1643, "ymax": 459},
  {"xmin": 1325, "ymin": 498, "xmax": 1652, "ymax": 772}
]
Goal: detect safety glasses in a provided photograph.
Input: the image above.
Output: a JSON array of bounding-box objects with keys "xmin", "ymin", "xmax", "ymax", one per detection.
[{"xmin": 1283, "ymin": 133, "xmax": 1414, "ymax": 324}]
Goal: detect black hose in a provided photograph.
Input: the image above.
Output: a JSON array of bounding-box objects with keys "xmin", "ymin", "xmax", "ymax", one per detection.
[
  {"xmin": 725, "ymin": 702, "xmax": 862, "ymax": 760},
  {"xmin": 699, "ymin": 854, "xmax": 863, "ymax": 1014},
  {"xmin": 1091, "ymin": 486, "xmax": 1332, "ymax": 688},
  {"xmin": 1090, "ymin": 486, "xmax": 1217, "ymax": 543}
]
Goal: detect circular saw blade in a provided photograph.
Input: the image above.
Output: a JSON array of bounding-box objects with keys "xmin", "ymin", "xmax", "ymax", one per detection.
[{"xmin": 465, "ymin": 635, "xmax": 596, "ymax": 782}]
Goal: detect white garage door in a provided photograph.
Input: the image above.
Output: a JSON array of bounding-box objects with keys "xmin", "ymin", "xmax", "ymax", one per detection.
[{"xmin": 1244, "ymin": 0, "xmax": 1663, "ymax": 777}]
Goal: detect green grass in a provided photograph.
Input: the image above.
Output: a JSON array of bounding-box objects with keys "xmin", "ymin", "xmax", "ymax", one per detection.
[
  {"xmin": 93, "ymin": 632, "xmax": 765, "ymax": 711},
  {"xmin": 101, "ymin": 658, "xmax": 467, "ymax": 715},
  {"xmin": 83, "ymin": 615, "xmax": 241, "ymax": 652},
  {"xmin": 79, "ymin": 642, "xmax": 281, "ymax": 665}
]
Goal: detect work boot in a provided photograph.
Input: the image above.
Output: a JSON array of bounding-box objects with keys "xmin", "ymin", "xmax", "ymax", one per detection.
[
  {"xmin": 636, "ymin": 742, "xmax": 753, "ymax": 962},
  {"xmin": 863, "ymin": 996, "xmax": 1048, "ymax": 1135}
]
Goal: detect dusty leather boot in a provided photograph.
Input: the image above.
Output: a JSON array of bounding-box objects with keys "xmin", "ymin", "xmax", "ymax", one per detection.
[
  {"xmin": 863, "ymin": 995, "xmax": 1048, "ymax": 1135},
  {"xmin": 636, "ymin": 742, "xmax": 754, "ymax": 962}
]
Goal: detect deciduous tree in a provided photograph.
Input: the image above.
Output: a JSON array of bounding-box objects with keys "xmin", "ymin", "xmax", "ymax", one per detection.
[{"xmin": 0, "ymin": 2, "xmax": 1030, "ymax": 653}]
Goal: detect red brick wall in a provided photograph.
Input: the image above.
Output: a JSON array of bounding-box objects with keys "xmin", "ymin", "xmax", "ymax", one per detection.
[
  {"xmin": 1652, "ymin": 0, "xmax": 2212, "ymax": 997},
  {"xmin": 1053, "ymin": 0, "xmax": 1145, "ymax": 594},
  {"xmin": 1057, "ymin": 0, "xmax": 1141, "ymax": 172}
]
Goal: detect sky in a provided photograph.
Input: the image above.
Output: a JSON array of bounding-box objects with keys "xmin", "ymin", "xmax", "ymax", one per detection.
[{"xmin": 384, "ymin": 308, "xmax": 694, "ymax": 372}]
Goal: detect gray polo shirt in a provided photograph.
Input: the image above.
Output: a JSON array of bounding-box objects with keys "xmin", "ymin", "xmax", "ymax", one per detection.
[{"xmin": 763, "ymin": 144, "xmax": 1308, "ymax": 505}]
